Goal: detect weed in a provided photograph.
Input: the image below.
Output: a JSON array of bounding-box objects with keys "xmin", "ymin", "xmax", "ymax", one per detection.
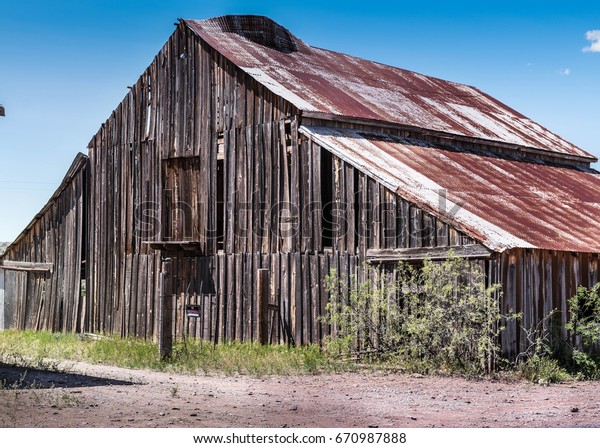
[
  {"xmin": 322, "ymin": 254, "xmax": 514, "ymax": 375},
  {"xmin": 46, "ymin": 387, "xmax": 81, "ymax": 409},
  {"xmin": 517, "ymin": 355, "xmax": 571, "ymax": 384}
]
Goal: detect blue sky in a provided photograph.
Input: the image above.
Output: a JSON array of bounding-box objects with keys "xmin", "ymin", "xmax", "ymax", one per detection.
[{"xmin": 0, "ymin": 0, "xmax": 599, "ymax": 242}]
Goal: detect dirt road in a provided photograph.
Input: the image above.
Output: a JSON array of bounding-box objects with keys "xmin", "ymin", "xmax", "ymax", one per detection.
[{"xmin": 1, "ymin": 361, "xmax": 599, "ymax": 428}]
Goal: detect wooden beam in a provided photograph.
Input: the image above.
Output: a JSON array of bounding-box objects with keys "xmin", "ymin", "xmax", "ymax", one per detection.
[
  {"xmin": 0, "ymin": 260, "xmax": 53, "ymax": 273},
  {"xmin": 366, "ymin": 244, "xmax": 493, "ymax": 263}
]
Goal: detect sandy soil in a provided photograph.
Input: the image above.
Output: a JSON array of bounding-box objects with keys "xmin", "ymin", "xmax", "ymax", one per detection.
[{"xmin": 1, "ymin": 360, "xmax": 599, "ymax": 428}]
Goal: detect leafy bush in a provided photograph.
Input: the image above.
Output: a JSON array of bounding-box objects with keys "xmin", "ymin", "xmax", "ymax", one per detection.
[
  {"xmin": 322, "ymin": 254, "xmax": 513, "ymax": 375},
  {"xmin": 566, "ymin": 284, "xmax": 600, "ymax": 379},
  {"xmin": 323, "ymin": 262, "xmax": 404, "ymax": 360}
]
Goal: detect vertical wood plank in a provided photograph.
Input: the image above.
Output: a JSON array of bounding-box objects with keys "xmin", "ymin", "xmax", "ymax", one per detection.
[
  {"xmin": 158, "ymin": 259, "xmax": 173, "ymax": 359},
  {"xmin": 257, "ymin": 268, "xmax": 269, "ymax": 344}
]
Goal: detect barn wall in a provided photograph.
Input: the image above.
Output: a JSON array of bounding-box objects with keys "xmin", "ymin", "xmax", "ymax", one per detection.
[
  {"xmin": 499, "ymin": 248, "xmax": 600, "ymax": 358},
  {"xmin": 165, "ymin": 252, "xmax": 350, "ymax": 345},
  {"xmin": 166, "ymin": 253, "xmax": 501, "ymax": 346},
  {"xmin": 164, "ymin": 133, "xmax": 479, "ymax": 345},
  {"xmin": 0, "ymin": 156, "xmax": 87, "ymax": 332},
  {"xmin": 84, "ymin": 23, "xmax": 298, "ymax": 335}
]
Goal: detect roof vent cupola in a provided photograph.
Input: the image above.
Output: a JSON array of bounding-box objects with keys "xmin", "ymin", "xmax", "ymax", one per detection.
[{"xmin": 215, "ymin": 15, "xmax": 298, "ymax": 53}]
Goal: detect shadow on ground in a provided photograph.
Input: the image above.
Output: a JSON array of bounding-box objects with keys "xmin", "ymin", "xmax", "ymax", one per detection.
[{"xmin": 0, "ymin": 363, "xmax": 135, "ymax": 389}]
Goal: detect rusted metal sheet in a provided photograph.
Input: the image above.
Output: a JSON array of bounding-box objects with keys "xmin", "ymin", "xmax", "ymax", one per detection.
[
  {"xmin": 183, "ymin": 16, "xmax": 593, "ymax": 160},
  {"xmin": 300, "ymin": 125, "xmax": 600, "ymax": 253}
]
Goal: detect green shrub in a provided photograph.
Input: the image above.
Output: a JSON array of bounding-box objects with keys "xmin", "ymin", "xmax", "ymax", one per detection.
[
  {"xmin": 322, "ymin": 262, "xmax": 405, "ymax": 360},
  {"xmin": 565, "ymin": 284, "xmax": 600, "ymax": 379},
  {"xmin": 517, "ymin": 354, "xmax": 571, "ymax": 384},
  {"xmin": 322, "ymin": 254, "xmax": 513, "ymax": 375}
]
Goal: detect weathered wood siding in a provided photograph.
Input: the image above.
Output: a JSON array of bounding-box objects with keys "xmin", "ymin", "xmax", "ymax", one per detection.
[
  {"xmin": 164, "ymin": 252, "xmax": 351, "ymax": 345},
  {"xmin": 313, "ymin": 140, "xmax": 476, "ymax": 255},
  {"xmin": 0, "ymin": 155, "xmax": 87, "ymax": 332},
  {"xmin": 84, "ymin": 23, "xmax": 297, "ymax": 335},
  {"xmin": 499, "ymin": 249, "xmax": 600, "ymax": 359}
]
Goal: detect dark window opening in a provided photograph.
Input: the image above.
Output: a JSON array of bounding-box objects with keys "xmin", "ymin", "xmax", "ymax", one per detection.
[
  {"xmin": 321, "ymin": 149, "xmax": 333, "ymax": 249},
  {"xmin": 217, "ymin": 158, "xmax": 225, "ymax": 251},
  {"xmin": 354, "ymin": 168, "xmax": 360, "ymax": 249}
]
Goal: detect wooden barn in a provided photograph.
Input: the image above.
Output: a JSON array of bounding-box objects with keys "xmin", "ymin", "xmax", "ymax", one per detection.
[{"xmin": 1, "ymin": 16, "xmax": 599, "ymax": 358}]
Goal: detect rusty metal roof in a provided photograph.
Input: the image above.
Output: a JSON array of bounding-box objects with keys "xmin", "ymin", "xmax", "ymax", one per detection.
[
  {"xmin": 300, "ymin": 126, "xmax": 600, "ymax": 253},
  {"xmin": 184, "ymin": 16, "xmax": 594, "ymax": 160}
]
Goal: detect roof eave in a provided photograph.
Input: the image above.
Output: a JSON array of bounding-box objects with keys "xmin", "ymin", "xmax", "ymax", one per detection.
[{"xmin": 301, "ymin": 111, "xmax": 598, "ymax": 167}]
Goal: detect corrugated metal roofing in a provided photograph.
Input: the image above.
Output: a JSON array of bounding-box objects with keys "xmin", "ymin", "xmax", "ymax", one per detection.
[
  {"xmin": 184, "ymin": 16, "xmax": 594, "ymax": 160},
  {"xmin": 300, "ymin": 126, "xmax": 600, "ymax": 253}
]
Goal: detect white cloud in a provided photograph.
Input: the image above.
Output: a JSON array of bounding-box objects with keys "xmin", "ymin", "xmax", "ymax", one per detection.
[
  {"xmin": 583, "ymin": 30, "xmax": 600, "ymax": 53},
  {"xmin": 558, "ymin": 68, "xmax": 571, "ymax": 76}
]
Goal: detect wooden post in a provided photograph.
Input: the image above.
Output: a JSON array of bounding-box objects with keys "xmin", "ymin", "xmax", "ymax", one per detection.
[
  {"xmin": 0, "ymin": 269, "xmax": 5, "ymax": 331},
  {"xmin": 158, "ymin": 258, "xmax": 173, "ymax": 359},
  {"xmin": 257, "ymin": 268, "xmax": 270, "ymax": 344}
]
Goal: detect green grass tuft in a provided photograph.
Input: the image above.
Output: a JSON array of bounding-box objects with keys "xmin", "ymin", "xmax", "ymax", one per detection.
[{"xmin": 0, "ymin": 330, "xmax": 347, "ymax": 375}]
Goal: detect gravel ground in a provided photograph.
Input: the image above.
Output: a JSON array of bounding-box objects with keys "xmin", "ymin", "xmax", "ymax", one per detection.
[{"xmin": 1, "ymin": 360, "xmax": 599, "ymax": 428}]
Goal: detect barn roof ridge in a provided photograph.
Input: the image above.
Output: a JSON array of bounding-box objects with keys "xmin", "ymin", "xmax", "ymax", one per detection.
[{"xmin": 182, "ymin": 15, "xmax": 595, "ymax": 163}]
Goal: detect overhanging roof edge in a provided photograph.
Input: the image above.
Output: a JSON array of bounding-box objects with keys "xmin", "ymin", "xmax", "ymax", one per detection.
[{"xmin": 299, "ymin": 125, "xmax": 538, "ymax": 253}]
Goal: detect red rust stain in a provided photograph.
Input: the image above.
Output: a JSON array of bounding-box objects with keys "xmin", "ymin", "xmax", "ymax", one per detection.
[
  {"xmin": 184, "ymin": 16, "xmax": 593, "ymax": 159},
  {"xmin": 303, "ymin": 126, "xmax": 600, "ymax": 253}
]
